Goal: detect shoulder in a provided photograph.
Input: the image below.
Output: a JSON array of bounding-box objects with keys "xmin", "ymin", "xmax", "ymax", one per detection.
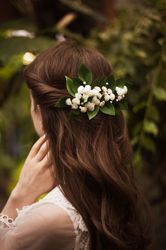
[
  {"xmin": 15, "ymin": 201, "xmax": 75, "ymax": 235},
  {"xmin": 1, "ymin": 203, "xmax": 76, "ymax": 250}
]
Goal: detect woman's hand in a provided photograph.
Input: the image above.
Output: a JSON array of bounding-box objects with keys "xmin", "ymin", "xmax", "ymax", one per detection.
[
  {"xmin": 1, "ymin": 135, "xmax": 58, "ymax": 218},
  {"xmin": 13, "ymin": 134, "xmax": 57, "ymax": 202}
]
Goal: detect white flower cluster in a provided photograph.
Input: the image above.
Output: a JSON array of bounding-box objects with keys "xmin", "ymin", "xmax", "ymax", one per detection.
[{"xmin": 66, "ymin": 82, "xmax": 128, "ymax": 113}]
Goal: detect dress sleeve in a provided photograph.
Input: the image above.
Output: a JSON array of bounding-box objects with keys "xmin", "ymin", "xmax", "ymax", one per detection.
[{"xmin": 0, "ymin": 202, "xmax": 76, "ymax": 250}]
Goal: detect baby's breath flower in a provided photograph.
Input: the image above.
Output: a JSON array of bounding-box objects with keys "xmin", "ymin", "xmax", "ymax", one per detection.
[
  {"xmin": 97, "ymin": 93, "xmax": 102, "ymax": 99},
  {"xmin": 115, "ymin": 87, "xmax": 124, "ymax": 96},
  {"xmin": 79, "ymin": 106, "xmax": 87, "ymax": 112},
  {"xmin": 85, "ymin": 102, "xmax": 95, "ymax": 111},
  {"xmin": 84, "ymin": 85, "xmax": 91, "ymax": 92},
  {"xmin": 99, "ymin": 100, "xmax": 105, "ymax": 107},
  {"xmin": 110, "ymin": 93, "xmax": 115, "ymax": 101},
  {"xmin": 77, "ymin": 85, "xmax": 84, "ymax": 94},
  {"xmin": 107, "ymin": 88, "xmax": 113, "ymax": 95},
  {"xmin": 117, "ymin": 95, "xmax": 123, "ymax": 101},
  {"xmin": 66, "ymin": 98, "xmax": 72, "ymax": 105},
  {"xmin": 71, "ymin": 103, "xmax": 79, "ymax": 109},
  {"xmin": 115, "ymin": 86, "xmax": 128, "ymax": 96},
  {"xmin": 104, "ymin": 94, "xmax": 110, "ymax": 101},
  {"xmin": 72, "ymin": 98, "xmax": 80, "ymax": 105},
  {"xmin": 94, "ymin": 86, "xmax": 101, "ymax": 92},
  {"xmin": 92, "ymin": 96, "xmax": 100, "ymax": 105},
  {"xmin": 91, "ymin": 88, "xmax": 99, "ymax": 96},
  {"xmin": 102, "ymin": 86, "xmax": 107, "ymax": 92},
  {"xmin": 123, "ymin": 85, "xmax": 128, "ymax": 94},
  {"xmin": 75, "ymin": 93, "xmax": 82, "ymax": 99}
]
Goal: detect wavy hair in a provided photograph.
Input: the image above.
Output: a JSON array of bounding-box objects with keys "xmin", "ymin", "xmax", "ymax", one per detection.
[{"xmin": 24, "ymin": 40, "xmax": 152, "ymax": 250}]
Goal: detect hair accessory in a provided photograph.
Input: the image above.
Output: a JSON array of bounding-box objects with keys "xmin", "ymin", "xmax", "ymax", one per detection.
[{"xmin": 54, "ymin": 64, "xmax": 129, "ymax": 120}]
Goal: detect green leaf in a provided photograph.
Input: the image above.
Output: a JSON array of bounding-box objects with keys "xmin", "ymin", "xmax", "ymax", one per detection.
[
  {"xmin": 132, "ymin": 122, "xmax": 142, "ymax": 136},
  {"xmin": 153, "ymin": 87, "xmax": 166, "ymax": 101},
  {"xmin": 104, "ymin": 74, "xmax": 116, "ymax": 89},
  {"xmin": 133, "ymin": 150, "xmax": 142, "ymax": 169},
  {"xmin": 143, "ymin": 120, "xmax": 158, "ymax": 136},
  {"xmin": 131, "ymin": 136, "xmax": 139, "ymax": 146},
  {"xmin": 115, "ymin": 79, "xmax": 126, "ymax": 88},
  {"xmin": 114, "ymin": 105, "xmax": 120, "ymax": 115},
  {"xmin": 140, "ymin": 134, "xmax": 156, "ymax": 152},
  {"xmin": 66, "ymin": 76, "xmax": 83, "ymax": 97},
  {"xmin": 78, "ymin": 64, "xmax": 92, "ymax": 84},
  {"xmin": 87, "ymin": 106, "xmax": 99, "ymax": 120},
  {"xmin": 119, "ymin": 100, "xmax": 128, "ymax": 110},
  {"xmin": 54, "ymin": 96, "xmax": 68, "ymax": 108},
  {"xmin": 0, "ymin": 54, "xmax": 23, "ymax": 80},
  {"xmin": 72, "ymin": 77, "xmax": 83, "ymax": 92},
  {"xmin": 100, "ymin": 103, "xmax": 115, "ymax": 116},
  {"xmin": 83, "ymin": 95, "xmax": 90, "ymax": 104},
  {"xmin": 0, "ymin": 37, "xmax": 54, "ymax": 64},
  {"xmin": 106, "ymin": 74, "xmax": 115, "ymax": 83},
  {"xmin": 133, "ymin": 102, "xmax": 146, "ymax": 113},
  {"xmin": 65, "ymin": 76, "xmax": 75, "ymax": 97},
  {"xmin": 147, "ymin": 105, "xmax": 160, "ymax": 122}
]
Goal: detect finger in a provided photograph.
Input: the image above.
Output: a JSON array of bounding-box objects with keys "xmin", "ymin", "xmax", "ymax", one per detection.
[
  {"xmin": 35, "ymin": 141, "xmax": 49, "ymax": 161},
  {"xmin": 29, "ymin": 134, "xmax": 47, "ymax": 158},
  {"xmin": 39, "ymin": 151, "xmax": 52, "ymax": 166},
  {"xmin": 45, "ymin": 166, "xmax": 57, "ymax": 187}
]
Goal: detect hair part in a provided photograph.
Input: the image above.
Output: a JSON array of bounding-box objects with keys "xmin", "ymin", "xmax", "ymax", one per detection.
[{"xmin": 24, "ymin": 40, "xmax": 153, "ymax": 250}]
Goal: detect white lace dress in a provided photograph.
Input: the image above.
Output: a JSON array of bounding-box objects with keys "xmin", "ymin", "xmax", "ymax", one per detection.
[{"xmin": 0, "ymin": 185, "xmax": 89, "ymax": 250}]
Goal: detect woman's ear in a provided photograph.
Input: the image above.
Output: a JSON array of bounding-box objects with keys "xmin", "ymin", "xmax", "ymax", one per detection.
[
  {"xmin": 36, "ymin": 104, "xmax": 45, "ymax": 136},
  {"xmin": 30, "ymin": 95, "xmax": 45, "ymax": 136}
]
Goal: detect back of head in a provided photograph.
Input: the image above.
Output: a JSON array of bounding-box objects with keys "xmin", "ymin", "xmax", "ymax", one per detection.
[{"xmin": 24, "ymin": 40, "xmax": 152, "ymax": 250}]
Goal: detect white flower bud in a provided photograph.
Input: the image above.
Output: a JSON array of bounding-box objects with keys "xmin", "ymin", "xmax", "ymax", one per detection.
[
  {"xmin": 92, "ymin": 96, "xmax": 100, "ymax": 105},
  {"xmin": 104, "ymin": 94, "xmax": 110, "ymax": 101},
  {"xmin": 86, "ymin": 102, "xmax": 95, "ymax": 111},
  {"xmin": 99, "ymin": 100, "xmax": 105, "ymax": 107},
  {"xmin": 117, "ymin": 95, "xmax": 123, "ymax": 101},
  {"xmin": 106, "ymin": 82, "xmax": 109, "ymax": 85},
  {"xmin": 66, "ymin": 98, "xmax": 72, "ymax": 106},
  {"xmin": 107, "ymin": 88, "xmax": 113, "ymax": 95},
  {"xmin": 83, "ymin": 92, "xmax": 91, "ymax": 100},
  {"xmin": 94, "ymin": 86, "xmax": 101, "ymax": 92},
  {"xmin": 75, "ymin": 93, "xmax": 82, "ymax": 99},
  {"xmin": 102, "ymin": 86, "xmax": 107, "ymax": 92},
  {"xmin": 83, "ymin": 81, "xmax": 86, "ymax": 85},
  {"xmin": 91, "ymin": 88, "xmax": 99, "ymax": 96},
  {"xmin": 71, "ymin": 104, "xmax": 78, "ymax": 109},
  {"xmin": 116, "ymin": 86, "xmax": 126, "ymax": 96},
  {"xmin": 77, "ymin": 85, "xmax": 85, "ymax": 94},
  {"xmin": 84, "ymin": 85, "xmax": 91, "ymax": 92},
  {"xmin": 80, "ymin": 106, "xmax": 87, "ymax": 113},
  {"xmin": 97, "ymin": 93, "xmax": 102, "ymax": 99},
  {"xmin": 72, "ymin": 98, "xmax": 80, "ymax": 105},
  {"xmin": 123, "ymin": 85, "xmax": 128, "ymax": 94},
  {"xmin": 110, "ymin": 93, "xmax": 115, "ymax": 101}
]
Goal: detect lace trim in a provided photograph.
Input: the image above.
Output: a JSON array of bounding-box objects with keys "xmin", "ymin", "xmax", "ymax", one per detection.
[
  {"xmin": 0, "ymin": 213, "xmax": 15, "ymax": 228},
  {"xmin": 39, "ymin": 186, "xmax": 90, "ymax": 250},
  {"xmin": 15, "ymin": 186, "xmax": 90, "ymax": 250}
]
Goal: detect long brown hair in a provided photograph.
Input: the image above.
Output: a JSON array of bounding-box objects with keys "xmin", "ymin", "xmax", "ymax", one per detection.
[{"xmin": 24, "ymin": 40, "xmax": 152, "ymax": 250}]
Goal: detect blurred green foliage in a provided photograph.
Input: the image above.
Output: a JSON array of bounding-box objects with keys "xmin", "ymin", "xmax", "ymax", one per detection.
[
  {"xmin": 84, "ymin": 4, "xmax": 166, "ymax": 169},
  {"xmin": 0, "ymin": 0, "xmax": 165, "ymax": 203}
]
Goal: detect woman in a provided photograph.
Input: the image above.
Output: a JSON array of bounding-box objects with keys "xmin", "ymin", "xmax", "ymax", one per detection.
[{"xmin": 0, "ymin": 40, "xmax": 152, "ymax": 250}]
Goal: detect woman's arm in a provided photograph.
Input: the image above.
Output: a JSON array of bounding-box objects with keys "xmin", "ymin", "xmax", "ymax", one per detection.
[
  {"xmin": 1, "ymin": 186, "xmax": 36, "ymax": 219},
  {"xmin": 0, "ymin": 202, "xmax": 76, "ymax": 250},
  {"xmin": 1, "ymin": 134, "xmax": 57, "ymax": 220}
]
